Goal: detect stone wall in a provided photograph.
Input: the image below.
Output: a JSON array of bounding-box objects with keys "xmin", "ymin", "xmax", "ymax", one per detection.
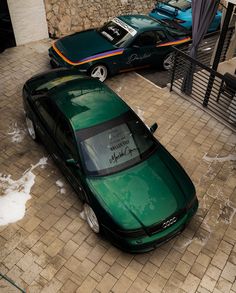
[{"xmin": 44, "ymin": 0, "xmax": 156, "ymax": 38}]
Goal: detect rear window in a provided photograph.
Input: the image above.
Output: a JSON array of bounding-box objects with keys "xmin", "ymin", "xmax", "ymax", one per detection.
[
  {"xmin": 98, "ymin": 18, "xmax": 137, "ymax": 47},
  {"xmin": 167, "ymin": 0, "xmax": 191, "ymax": 11},
  {"xmin": 34, "ymin": 75, "xmax": 82, "ymax": 94}
]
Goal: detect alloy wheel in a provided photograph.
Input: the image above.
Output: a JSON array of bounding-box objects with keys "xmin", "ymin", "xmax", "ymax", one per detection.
[
  {"xmin": 90, "ymin": 65, "xmax": 108, "ymax": 82},
  {"xmin": 26, "ymin": 116, "xmax": 36, "ymax": 140},
  {"xmin": 163, "ymin": 53, "xmax": 174, "ymax": 70},
  {"xmin": 84, "ymin": 203, "xmax": 100, "ymax": 233}
]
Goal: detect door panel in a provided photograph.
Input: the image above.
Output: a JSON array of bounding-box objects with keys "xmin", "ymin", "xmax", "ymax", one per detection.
[
  {"xmin": 118, "ymin": 30, "xmax": 169, "ymax": 71},
  {"xmin": 35, "ymin": 97, "xmax": 86, "ymax": 200},
  {"xmin": 54, "ymin": 114, "xmax": 86, "ymax": 200}
]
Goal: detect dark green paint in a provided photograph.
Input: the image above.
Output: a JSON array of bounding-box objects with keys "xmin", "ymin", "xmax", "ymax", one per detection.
[
  {"xmin": 56, "ymin": 29, "xmax": 115, "ymax": 62},
  {"xmin": 87, "ymin": 151, "xmax": 189, "ymax": 229},
  {"xmin": 23, "ymin": 69, "xmax": 198, "ymax": 252}
]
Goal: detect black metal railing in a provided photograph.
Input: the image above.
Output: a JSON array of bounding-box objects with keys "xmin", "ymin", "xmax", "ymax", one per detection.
[
  {"xmin": 169, "ymin": 47, "xmax": 236, "ymax": 129},
  {"xmin": 177, "ymin": 27, "xmax": 235, "ymax": 66}
]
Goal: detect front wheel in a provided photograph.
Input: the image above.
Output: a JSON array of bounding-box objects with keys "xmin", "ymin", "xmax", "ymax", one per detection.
[
  {"xmin": 84, "ymin": 203, "xmax": 100, "ymax": 233},
  {"xmin": 163, "ymin": 53, "xmax": 174, "ymax": 71},
  {"xmin": 90, "ymin": 64, "xmax": 108, "ymax": 82}
]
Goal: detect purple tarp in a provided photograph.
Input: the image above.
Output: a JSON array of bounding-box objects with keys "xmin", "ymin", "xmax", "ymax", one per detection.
[{"xmin": 182, "ymin": 0, "xmax": 220, "ymax": 94}]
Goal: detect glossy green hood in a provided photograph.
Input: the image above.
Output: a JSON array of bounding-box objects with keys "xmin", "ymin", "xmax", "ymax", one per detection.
[
  {"xmin": 55, "ymin": 29, "xmax": 115, "ymax": 62},
  {"xmin": 87, "ymin": 151, "xmax": 191, "ymax": 230}
]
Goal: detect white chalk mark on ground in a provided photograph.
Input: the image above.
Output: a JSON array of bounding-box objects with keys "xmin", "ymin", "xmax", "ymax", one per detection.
[
  {"xmin": 136, "ymin": 107, "xmax": 145, "ymax": 121},
  {"xmin": 80, "ymin": 210, "xmax": 86, "ymax": 221},
  {"xmin": 180, "ymin": 153, "xmax": 236, "ymax": 249},
  {"xmin": 203, "ymin": 153, "xmax": 236, "ymax": 163},
  {"xmin": 131, "ymin": 106, "xmax": 145, "ymax": 122},
  {"xmin": 0, "ymin": 157, "xmax": 48, "ymax": 226},
  {"xmin": 116, "ymin": 86, "xmax": 123, "ymax": 93},
  {"xmin": 7, "ymin": 122, "xmax": 26, "ymax": 143},
  {"xmin": 56, "ymin": 179, "xmax": 66, "ymax": 194}
]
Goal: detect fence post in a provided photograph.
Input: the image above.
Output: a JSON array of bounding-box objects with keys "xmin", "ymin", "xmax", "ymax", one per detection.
[
  {"xmin": 203, "ymin": 2, "xmax": 234, "ymax": 107},
  {"xmin": 170, "ymin": 50, "xmax": 177, "ymax": 92}
]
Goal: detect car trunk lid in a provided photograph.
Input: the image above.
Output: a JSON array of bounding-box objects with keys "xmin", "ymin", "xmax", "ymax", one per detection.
[{"xmin": 54, "ymin": 29, "xmax": 117, "ymax": 64}]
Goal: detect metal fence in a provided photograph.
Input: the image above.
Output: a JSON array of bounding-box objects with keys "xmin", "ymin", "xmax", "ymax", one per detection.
[
  {"xmin": 178, "ymin": 27, "xmax": 235, "ymax": 66},
  {"xmin": 169, "ymin": 28, "xmax": 236, "ymax": 130}
]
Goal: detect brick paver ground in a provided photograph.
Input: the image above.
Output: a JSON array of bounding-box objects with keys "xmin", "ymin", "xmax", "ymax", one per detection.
[{"xmin": 0, "ymin": 40, "xmax": 235, "ymax": 293}]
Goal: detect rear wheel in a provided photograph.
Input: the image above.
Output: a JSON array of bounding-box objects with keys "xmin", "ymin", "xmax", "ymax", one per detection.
[
  {"xmin": 90, "ymin": 64, "xmax": 108, "ymax": 82},
  {"xmin": 84, "ymin": 203, "xmax": 100, "ymax": 233},
  {"xmin": 163, "ymin": 53, "xmax": 174, "ymax": 70},
  {"xmin": 26, "ymin": 116, "xmax": 37, "ymax": 141}
]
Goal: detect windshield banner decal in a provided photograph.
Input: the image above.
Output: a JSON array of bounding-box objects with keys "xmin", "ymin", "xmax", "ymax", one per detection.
[{"xmin": 112, "ymin": 18, "xmax": 137, "ymax": 36}]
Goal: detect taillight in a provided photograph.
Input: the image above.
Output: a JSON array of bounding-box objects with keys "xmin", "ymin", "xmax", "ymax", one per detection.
[
  {"xmin": 174, "ymin": 19, "xmax": 186, "ymax": 23},
  {"xmin": 187, "ymin": 196, "xmax": 198, "ymax": 209}
]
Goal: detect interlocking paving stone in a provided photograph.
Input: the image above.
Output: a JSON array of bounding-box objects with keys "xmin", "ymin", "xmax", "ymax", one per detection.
[{"xmin": 0, "ymin": 40, "xmax": 236, "ymax": 292}]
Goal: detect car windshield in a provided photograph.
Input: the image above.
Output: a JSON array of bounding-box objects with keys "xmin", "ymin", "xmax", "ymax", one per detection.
[
  {"xmin": 77, "ymin": 112, "xmax": 157, "ymax": 176},
  {"xmin": 166, "ymin": 0, "xmax": 191, "ymax": 11},
  {"xmin": 98, "ymin": 18, "xmax": 137, "ymax": 47}
]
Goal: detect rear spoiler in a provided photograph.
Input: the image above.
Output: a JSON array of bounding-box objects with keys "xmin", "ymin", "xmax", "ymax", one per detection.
[{"xmin": 154, "ymin": 2, "xmax": 178, "ymax": 17}]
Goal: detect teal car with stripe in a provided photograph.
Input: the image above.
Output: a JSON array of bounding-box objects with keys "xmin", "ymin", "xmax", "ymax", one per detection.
[{"xmin": 49, "ymin": 15, "xmax": 191, "ymax": 81}]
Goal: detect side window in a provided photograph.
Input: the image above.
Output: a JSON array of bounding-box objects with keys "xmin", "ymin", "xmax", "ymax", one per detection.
[
  {"xmin": 155, "ymin": 30, "xmax": 167, "ymax": 44},
  {"xmin": 132, "ymin": 31, "xmax": 156, "ymax": 47},
  {"xmin": 36, "ymin": 98, "xmax": 57, "ymax": 132},
  {"xmin": 56, "ymin": 115, "xmax": 77, "ymax": 160}
]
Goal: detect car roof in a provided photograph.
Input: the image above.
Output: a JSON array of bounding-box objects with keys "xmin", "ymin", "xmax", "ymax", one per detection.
[
  {"xmin": 48, "ymin": 75, "xmax": 129, "ymax": 131},
  {"xmin": 118, "ymin": 15, "xmax": 162, "ymax": 32}
]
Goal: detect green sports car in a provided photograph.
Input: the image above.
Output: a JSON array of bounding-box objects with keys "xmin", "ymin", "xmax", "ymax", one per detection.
[
  {"xmin": 49, "ymin": 15, "xmax": 191, "ymax": 81},
  {"xmin": 23, "ymin": 68, "xmax": 198, "ymax": 252}
]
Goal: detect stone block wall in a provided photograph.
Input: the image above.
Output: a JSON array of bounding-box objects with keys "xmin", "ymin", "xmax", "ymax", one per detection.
[{"xmin": 44, "ymin": 0, "xmax": 157, "ymax": 38}]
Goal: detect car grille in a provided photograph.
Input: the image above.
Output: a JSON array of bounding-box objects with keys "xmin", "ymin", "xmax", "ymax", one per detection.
[{"xmin": 146, "ymin": 208, "xmax": 186, "ymax": 236}]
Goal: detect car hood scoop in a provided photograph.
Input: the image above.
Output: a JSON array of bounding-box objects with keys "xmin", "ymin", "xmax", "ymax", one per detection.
[
  {"xmin": 87, "ymin": 152, "xmax": 187, "ymax": 229},
  {"xmin": 54, "ymin": 29, "xmax": 116, "ymax": 63}
]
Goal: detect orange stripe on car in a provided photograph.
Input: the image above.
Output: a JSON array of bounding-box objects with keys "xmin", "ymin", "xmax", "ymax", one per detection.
[
  {"xmin": 52, "ymin": 43, "xmax": 124, "ymax": 66},
  {"xmin": 156, "ymin": 37, "xmax": 191, "ymax": 47}
]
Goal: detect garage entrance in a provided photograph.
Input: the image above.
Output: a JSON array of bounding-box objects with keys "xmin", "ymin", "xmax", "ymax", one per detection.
[{"xmin": 0, "ymin": 0, "xmax": 16, "ymax": 52}]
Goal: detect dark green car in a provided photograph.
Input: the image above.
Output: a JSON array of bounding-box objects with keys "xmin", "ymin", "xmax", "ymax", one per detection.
[
  {"xmin": 49, "ymin": 15, "xmax": 190, "ymax": 81},
  {"xmin": 23, "ymin": 69, "xmax": 198, "ymax": 252}
]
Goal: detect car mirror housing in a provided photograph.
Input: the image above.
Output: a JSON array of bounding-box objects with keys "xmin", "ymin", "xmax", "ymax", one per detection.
[
  {"xmin": 66, "ymin": 158, "xmax": 77, "ymax": 166},
  {"xmin": 150, "ymin": 122, "xmax": 158, "ymax": 134},
  {"xmin": 132, "ymin": 44, "xmax": 140, "ymax": 48}
]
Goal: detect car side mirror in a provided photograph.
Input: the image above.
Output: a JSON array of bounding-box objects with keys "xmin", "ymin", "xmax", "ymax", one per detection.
[{"xmin": 150, "ymin": 122, "xmax": 158, "ymax": 134}]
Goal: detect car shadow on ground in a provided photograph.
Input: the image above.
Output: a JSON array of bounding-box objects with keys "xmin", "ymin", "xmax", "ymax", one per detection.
[{"xmin": 136, "ymin": 68, "xmax": 170, "ymax": 88}]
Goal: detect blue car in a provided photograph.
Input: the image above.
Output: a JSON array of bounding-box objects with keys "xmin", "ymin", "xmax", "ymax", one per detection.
[{"xmin": 149, "ymin": 0, "xmax": 222, "ymax": 32}]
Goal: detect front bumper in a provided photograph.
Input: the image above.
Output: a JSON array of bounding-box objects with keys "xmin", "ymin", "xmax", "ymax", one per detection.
[
  {"xmin": 48, "ymin": 46, "xmax": 91, "ymax": 74},
  {"xmin": 102, "ymin": 199, "xmax": 198, "ymax": 253},
  {"xmin": 48, "ymin": 46, "xmax": 69, "ymax": 68}
]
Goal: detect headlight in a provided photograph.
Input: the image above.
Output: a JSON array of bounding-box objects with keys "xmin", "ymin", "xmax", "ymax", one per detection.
[{"xmin": 187, "ymin": 196, "xmax": 198, "ymax": 209}]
